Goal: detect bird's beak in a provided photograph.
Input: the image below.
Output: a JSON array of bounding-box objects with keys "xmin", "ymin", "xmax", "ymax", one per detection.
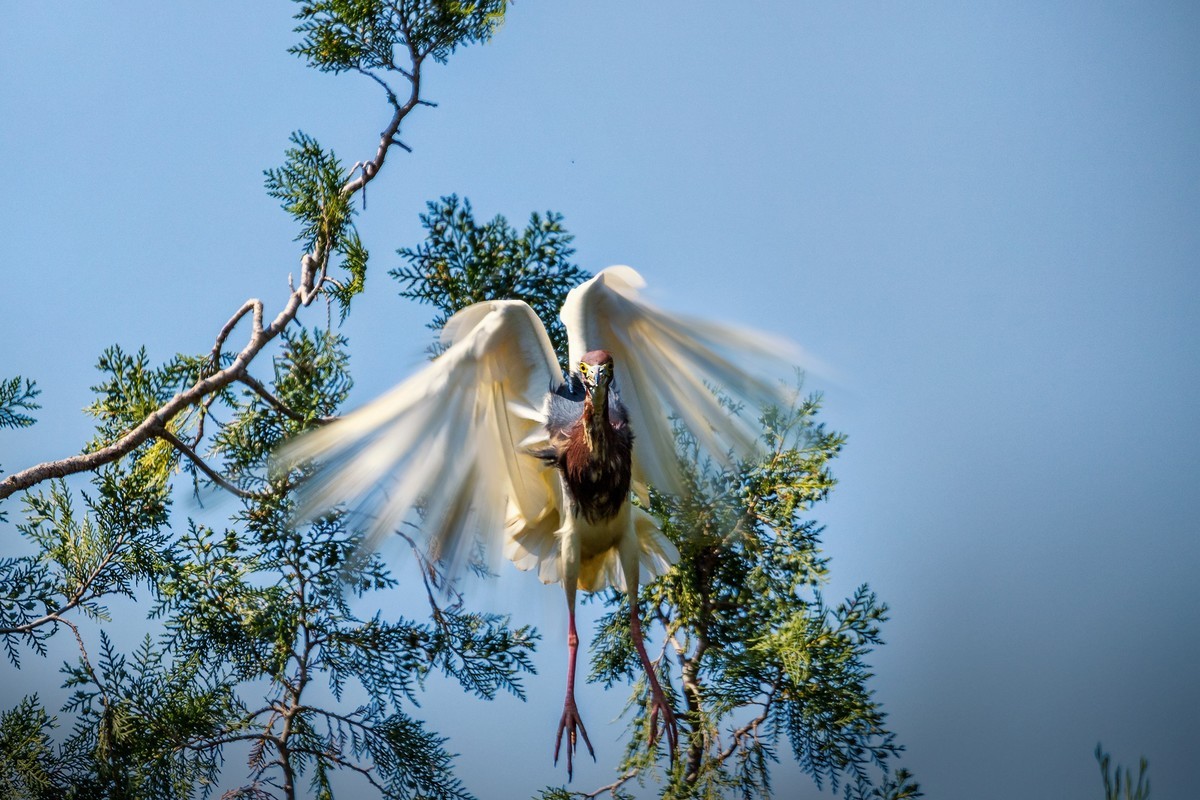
[{"xmin": 587, "ymin": 367, "xmax": 610, "ymax": 399}]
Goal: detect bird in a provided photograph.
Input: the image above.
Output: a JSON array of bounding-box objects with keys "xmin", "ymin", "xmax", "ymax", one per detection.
[{"xmin": 277, "ymin": 265, "xmax": 806, "ymax": 778}]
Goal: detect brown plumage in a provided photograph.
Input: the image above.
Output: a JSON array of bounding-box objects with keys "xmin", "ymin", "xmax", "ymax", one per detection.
[
  {"xmin": 543, "ymin": 350, "xmax": 633, "ymax": 523},
  {"xmin": 531, "ymin": 348, "xmax": 674, "ymax": 773}
]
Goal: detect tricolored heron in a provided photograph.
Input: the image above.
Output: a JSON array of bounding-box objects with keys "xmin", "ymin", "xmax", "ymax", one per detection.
[{"xmin": 279, "ymin": 266, "xmax": 805, "ymax": 777}]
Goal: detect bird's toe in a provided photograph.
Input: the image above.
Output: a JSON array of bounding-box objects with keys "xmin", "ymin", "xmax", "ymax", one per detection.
[{"xmin": 554, "ymin": 699, "xmax": 596, "ymax": 780}]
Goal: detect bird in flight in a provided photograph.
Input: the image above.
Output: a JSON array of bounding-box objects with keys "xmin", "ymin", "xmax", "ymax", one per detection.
[{"xmin": 278, "ymin": 266, "xmax": 805, "ymax": 778}]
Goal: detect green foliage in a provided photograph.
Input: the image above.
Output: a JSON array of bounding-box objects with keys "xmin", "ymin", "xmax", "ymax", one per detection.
[
  {"xmin": 85, "ymin": 347, "xmax": 218, "ymax": 487},
  {"xmin": 153, "ymin": 327, "xmax": 535, "ymax": 798},
  {"xmin": 392, "ymin": 195, "xmax": 589, "ymax": 362},
  {"xmin": 870, "ymin": 769, "xmax": 923, "ymax": 800},
  {"xmin": 266, "ymin": 132, "xmax": 354, "ymax": 253},
  {"xmin": 331, "ymin": 229, "xmax": 370, "ymax": 321},
  {"xmin": 575, "ymin": 397, "xmax": 916, "ymax": 799},
  {"xmin": 0, "ymin": 695, "xmax": 78, "ymax": 799},
  {"xmin": 395, "ymin": 207, "xmax": 917, "ymax": 799},
  {"xmin": 264, "ymin": 132, "xmax": 367, "ymax": 319},
  {"xmin": 1, "ymin": 6, "xmax": 538, "ymax": 796},
  {"xmin": 291, "ymin": 0, "xmax": 508, "ymax": 73},
  {"xmin": 60, "ymin": 634, "xmax": 234, "ymax": 799},
  {"xmin": 0, "ymin": 378, "xmax": 40, "ymax": 431},
  {"xmin": 2, "ymin": 465, "xmax": 173, "ymax": 668},
  {"xmin": 1096, "ymin": 744, "xmax": 1150, "ymax": 800},
  {"xmin": 88, "ymin": 348, "xmax": 209, "ymax": 439},
  {"xmin": 4, "ymin": 325, "xmax": 538, "ymax": 798},
  {"xmin": 211, "ymin": 329, "xmax": 353, "ymax": 488}
]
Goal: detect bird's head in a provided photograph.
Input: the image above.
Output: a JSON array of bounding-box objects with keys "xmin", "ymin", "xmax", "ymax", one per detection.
[{"xmin": 578, "ymin": 350, "xmax": 614, "ymax": 400}]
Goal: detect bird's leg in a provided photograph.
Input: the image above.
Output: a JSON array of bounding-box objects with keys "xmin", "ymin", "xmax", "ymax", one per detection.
[
  {"xmin": 554, "ymin": 576, "xmax": 594, "ymax": 780},
  {"xmin": 629, "ymin": 591, "xmax": 679, "ymax": 758},
  {"xmin": 620, "ymin": 540, "xmax": 679, "ymax": 760}
]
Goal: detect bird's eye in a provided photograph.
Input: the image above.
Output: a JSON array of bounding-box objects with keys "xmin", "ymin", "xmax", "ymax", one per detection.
[{"xmin": 579, "ymin": 362, "xmax": 588, "ymax": 374}]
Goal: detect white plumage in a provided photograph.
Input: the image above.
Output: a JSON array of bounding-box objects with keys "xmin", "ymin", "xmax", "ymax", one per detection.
[{"xmin": 276, "ymin": 265, "xmax": 807, "ymax": 775}]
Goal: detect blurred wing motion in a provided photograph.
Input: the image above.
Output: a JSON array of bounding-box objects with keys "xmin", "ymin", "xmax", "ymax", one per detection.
[
  {"xmin": 561, "ymin": 265, "xmax": 805, "ymax": 498},
  {"xmin": 278, "ymin": 266, "xmax": 807, "ymax": 572},
  {"xmin": 277, "ymin": 265, "xmax": 811, "ymax": 773},
  {"xmin": 275, "ymin": 300, "xmax": 563, "ymax": 566}
]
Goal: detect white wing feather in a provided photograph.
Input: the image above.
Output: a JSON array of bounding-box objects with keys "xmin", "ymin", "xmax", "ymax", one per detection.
[
  {"xmin": 275, "ymin": 300, "xmax": 563, "ymax": 566},
  {"xmin": 561, "ymin": 266, "xmax": 806, "ymax": 497}
]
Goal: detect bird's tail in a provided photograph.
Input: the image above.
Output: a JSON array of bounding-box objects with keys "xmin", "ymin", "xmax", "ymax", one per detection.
[{"xmin": 507, "ymin": 504, "xmax": 677, "ymax": 594}]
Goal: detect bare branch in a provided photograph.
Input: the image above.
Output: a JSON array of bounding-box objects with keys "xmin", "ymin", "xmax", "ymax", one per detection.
[
  {"xmin": 237, "ymin": 374, "xmax": 334, "ymax": 426},
  {"xmin": 0, "ymin": 291, "xmax": 289, "ymax": 502},
  {"xmin": 340, "ymin": 42, "xmax": 425, "ymax": 199},
  {"xmin": 286, "ymin": 746, "xmax": 387, "ymax": 792},
  {"xmin": 577, "ymin": 769, "xmax": 640, "ymax": 799},
  {"xmin": 180, "ymin": 731, "xmax": 278, "ymax": 752},
  {"xmin": 159, "ymin": 429, "xmax": 262, "ymax": 501},
  {"xmin": 354, "ymin": 67, "xmax": 401, "ymax": 107},
  {"xmin": 211, "ymin": 299, "xmax": 265, "ymax": 366},
  {"xmin": 396, "ymin": 526, "xmax": 465, "ymax": 618},
  {"xmin": 716, "ymin": 679, "xmax": 781, "ymax": 764},
  {"xmin": 60, "ymin": 615, "xmax": 107, "ymax": 721}
]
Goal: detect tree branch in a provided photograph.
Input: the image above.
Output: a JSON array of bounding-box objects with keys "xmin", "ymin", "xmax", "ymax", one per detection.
[
  {"xmin": 0, "ymin": 528, "xmax": 129, "ymax": 636},
  {"xmin": 716, "ymin": 678, "xmax": 781, "ymax": 764},
  {"xmin": 0, "ymin": 308, "xmax": 277, "ymax": 502},
  {"xmin": 287, "ymin": 745, "xmax": 388, "ymax": 793},
  {"xmin": 576, "ymin": 768, "xmax": 640, "ymax": 799},
  {"xmin": 340, "ymin": 44, "xmax": 424, "ymax": 199},
  {"xmin": 159, "ymin": 429, "xmax": 263, "ymax": 501},
  {"xmin": 237, "ymin": 374, "xmax": 334, "ymax": 426},
  {"xmin": 0, "ymin": 43, "xmax": 428, "ymax": 504},
  {"xmin": 211, "ymin": 299, "xmax": 265, "ymax": 366}
]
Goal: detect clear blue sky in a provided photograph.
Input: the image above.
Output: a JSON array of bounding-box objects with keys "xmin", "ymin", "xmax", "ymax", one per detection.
[{"xmin": 2, "ymin": 2, "xmax": 1198, "ymax": 798}]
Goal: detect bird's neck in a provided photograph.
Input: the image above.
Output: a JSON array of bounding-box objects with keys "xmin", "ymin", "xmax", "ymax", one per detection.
[{"xmin": 582, "ymin": 384, "xmax": 610, "ymax": 458}]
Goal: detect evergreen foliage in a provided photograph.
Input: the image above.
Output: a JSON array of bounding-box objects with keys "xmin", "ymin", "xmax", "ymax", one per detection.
[
  {"xmin": 391, "ymin": 202, "xmax": 918, "ymax": 799},
  {"xmin": 291, "ymin": 0, "xmax": 507, "ymax": 74},
  {"xmin": 392, "ymin": 195, "xmax": 589, "ymax": 362},
  {"xmin": 264, "ymin": 132, "xmax": 368, "ymax": 322},
  {"xmin": 1, "ymin": 3, "xmax": 533, "ymax": 799},
  {"xmin": 0, "ymin": 379, "xmax": 40, "ymax": 432},
  {"xmin": 0, "ymin": 695, "xmax": 78, "ymax": 799},
  {"xmin": 1096, "ymin": 744, "xmax": 1150, "ymax": 800}
]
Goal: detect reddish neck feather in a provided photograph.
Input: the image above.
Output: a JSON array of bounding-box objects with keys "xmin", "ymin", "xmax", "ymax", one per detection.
[{"xmin": 581, "ymin": 388, "xmax": 610, "ymax": 459}]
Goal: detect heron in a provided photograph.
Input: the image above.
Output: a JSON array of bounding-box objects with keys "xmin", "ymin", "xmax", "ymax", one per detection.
[{"xmin": 278, "ymin": 266, "xmax": 805, "ymax": 777}]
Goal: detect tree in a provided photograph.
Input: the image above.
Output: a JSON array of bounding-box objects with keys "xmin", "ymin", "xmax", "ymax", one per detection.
[
  {"xmin": 1, "ymin": 3, "xmax": 532, "ymax": 798},
  {"xmin": 1, "ymin": 3, "xmax": 916, "ymax": 799}
]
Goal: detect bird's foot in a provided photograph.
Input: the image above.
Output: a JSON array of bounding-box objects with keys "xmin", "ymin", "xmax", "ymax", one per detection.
[
  {"xmin": 646, "ymin": 677, "xmax": 679, "ymax": 760},
  {"xmin": 554, "ymin": 697, "xmax": 596, "ymax": 780}
]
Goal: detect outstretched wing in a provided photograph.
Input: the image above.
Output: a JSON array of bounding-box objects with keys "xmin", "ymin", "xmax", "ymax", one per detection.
[
  {"xmin": 276, "ymin": 300, "xmax": 563, "ymax": 567},
  {"xmin": 560, "ymin": 266, "xmax": 806, "ymax": 497}
]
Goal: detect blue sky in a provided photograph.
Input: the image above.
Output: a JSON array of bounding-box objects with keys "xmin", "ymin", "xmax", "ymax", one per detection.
[{"xmin": 2, "ymin": 2, "xmax": 1198, "ymax": 798}]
